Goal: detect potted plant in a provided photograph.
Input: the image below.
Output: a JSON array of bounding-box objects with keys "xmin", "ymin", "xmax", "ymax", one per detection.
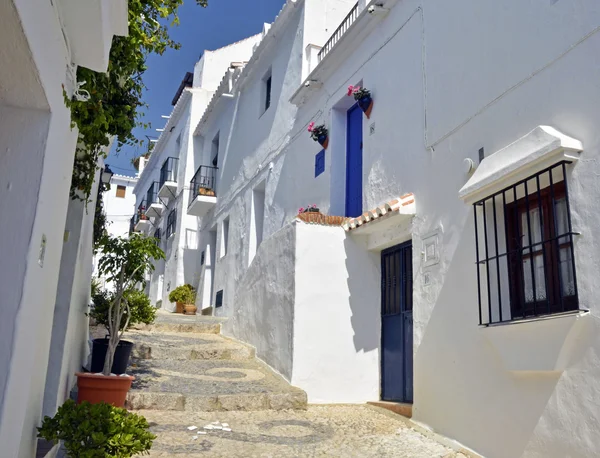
[
  {"xmin": 169, "ymin": 284, "xmax": 196, "ymax": 314},
  {"xmin": 308, "ymin": 122, "xmax": 329, "ymax": 149},
  {"xmin": 78, "ymin": 234, "xmax": 164, "ymax": 407},
  {"xmin": 38, "ymin": 400, "xmax": 155, "ymax": 457},
  {"xmin": 296, "ymin": 205, "xmax": 347, "ymax": 226},
  {"xmin": 199, "ymin": 187, "xmax": 216, "ymax": 197},
  {"xmin": 348, "ymin": 85, "xmax": 374, "ymax": 118},
  {"xmin": 89, "ymin": 288, "xmax": 157, "ymax": 374}
]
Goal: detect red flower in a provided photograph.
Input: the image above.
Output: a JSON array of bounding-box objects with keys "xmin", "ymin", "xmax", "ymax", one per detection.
[
  {"xmin": 299, "ymin": 207, "xmax": 305, "ymax": 213},
  {"xmin": 347, "ymin": 85, "xmax": 354, "ymax": 96},
  {"xmin": 307, "ymin": 122, "xmax": 315, "ymax": 132}
]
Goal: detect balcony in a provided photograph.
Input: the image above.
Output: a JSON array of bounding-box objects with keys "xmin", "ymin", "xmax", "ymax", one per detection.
[
  {"xmin": 145, "ymin": 181, "xmax": 164, "ymax": 219},
  {"xmin": 317, "ymin": 2, "xmax": 359, "ymax": 62},
  {"xmin": 188, "ymin": 165, "xmax": 218, "ymax": 217},
  {"xmin": 158, "ymin": 157, "xmax": 179, "ymax": 199},
  {"xmin": 134, "ymin": 200, "xmax": 152, "ymax": 232}
]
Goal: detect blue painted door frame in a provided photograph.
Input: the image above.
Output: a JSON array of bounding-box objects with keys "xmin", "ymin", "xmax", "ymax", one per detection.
[
  {"xmin": 381, "ymin": 241, "xmax": 414, "ymax": 403},
  {"xmin": 345, "ymin": 103, "xmax": 363, "ymax": 217}
]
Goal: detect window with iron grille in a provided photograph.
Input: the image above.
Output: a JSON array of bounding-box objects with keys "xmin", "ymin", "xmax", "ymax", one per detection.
[
  {"xmin": 473, "ymin": 162, "xmax": 580, "ymax": 325},
  {"xmin": 166, "ymin": 209, "xmax": 177, "ymax": 238}
]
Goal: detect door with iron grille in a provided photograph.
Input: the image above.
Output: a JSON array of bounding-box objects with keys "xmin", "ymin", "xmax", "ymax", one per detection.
[{"xmin": 381, "ymin": 241, "xmax": 413, "ymax": 402}]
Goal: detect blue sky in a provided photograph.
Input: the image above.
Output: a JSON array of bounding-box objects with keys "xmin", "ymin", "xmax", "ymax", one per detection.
[{"xmin": 107, "ymin": 0, "xmax": 286, "ymax": 177}]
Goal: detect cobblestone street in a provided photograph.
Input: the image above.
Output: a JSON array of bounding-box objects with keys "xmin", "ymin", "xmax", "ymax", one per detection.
[
  {"xmin": 141, "ymin": 405, "xmax": 466, "ymax": 458},
  {"xmin": 122, "ymin": 312, "xmax": 468, "ymax": 457}
]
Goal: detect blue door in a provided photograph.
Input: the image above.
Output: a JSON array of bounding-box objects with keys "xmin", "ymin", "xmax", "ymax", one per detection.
[
  {"xmin": 345, "ymin": 104, "xmax": 363, "ymax": 217},
  {"xmin": 381, "ymin": 242, "xmax": 413, "ymax": 402}
]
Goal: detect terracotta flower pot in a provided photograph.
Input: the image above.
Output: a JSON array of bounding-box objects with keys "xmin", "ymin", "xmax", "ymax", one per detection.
[
  {"xmin": 317, "ymin": 135, "xmax": 329, "ymax": 149},
  {"xmin": 358, "ymin": 95, "xmax": 374, "ymax": 119},
  {"xmin": 175, "ymin": 302, "xmax": 185, "ymax": 314},
  {"xmin": 297, "ymin": 211, "xmax": 348, "ymax": 226},
  {"xmin": 75, "ymin": 372, "xmax": 134, "ymax": 408},
  {"xmin": 184, "ymin": 304, "xmax": 197, "ymax": 315}
]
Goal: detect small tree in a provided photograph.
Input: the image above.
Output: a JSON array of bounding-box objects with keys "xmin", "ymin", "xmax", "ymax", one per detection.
[{"xmin": 96, "ymin": 234, "xmax": 165, "ymax": 375}]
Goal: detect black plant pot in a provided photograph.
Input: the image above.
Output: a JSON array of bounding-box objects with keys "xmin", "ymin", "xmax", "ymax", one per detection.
[{"xmin": 90, "ymin": 338, "xmax": 133, "ymax": 375}]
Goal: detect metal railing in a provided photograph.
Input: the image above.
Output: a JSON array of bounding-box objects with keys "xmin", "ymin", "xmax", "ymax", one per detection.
[
  {"xmin": 146, "ymin": 181, "xmax": 160, "ymax": 206},
  {"xmin": 317, "ymin": 2, "xmax": 359, "ymax": 62},
  {"xmin": 134, "ymin": 200, "xmax": 148, "ymax": 226},
  {"xmin": 188, "ymin": 165, "xmax": 218, "ymax": 206},
  {"xmin": 159, "ymin": 157, "xmax": 179, "ymax": 189}
]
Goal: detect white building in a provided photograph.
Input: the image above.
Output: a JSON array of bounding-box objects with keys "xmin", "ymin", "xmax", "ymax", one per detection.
[
  {"xmin": 0, "ymin": 0, "xmax": 127, "ymax": 456},
  {"xmin": 133, "ymin": 0, "xmax": 600, "ymax": 456},
  {"xmin": 133, "ymin": 33, "xmax": 263, "ymax": 309},
  {"xmin": 93, "ymin": 173, "xmax": 138, "ymax": 291},
  {"xmin": 104, "ymin": 174, "xmax": 138, "ymax": 238}
]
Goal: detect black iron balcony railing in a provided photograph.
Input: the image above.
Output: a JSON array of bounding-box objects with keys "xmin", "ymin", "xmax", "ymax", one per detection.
[
  {"xmin": 129, "ymin": 216, "xmax": 135, "ymax": 234},
  {"xmin": 317, "ymin": 2, "xmax": 359, "ymax": 62},
  {"xmin": 146, "ymin": 181, "xmax": 160, "ymax": 206},
  {"xmin": 188, "ymin": 165, "xmax": 218, "ymax": 206},
  {"xmin": 135, "ymin": 200, "xmax": 148, "ymax": 226},
  {"xmin": 159, "ymin": 157, "xmax": 179, "ymax": 189}
]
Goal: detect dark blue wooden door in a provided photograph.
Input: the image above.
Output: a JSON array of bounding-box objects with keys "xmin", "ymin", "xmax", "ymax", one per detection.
[
  {"xmin": 381, "ymin": 242, "xmax": 413, "ymax": 402},
  {"xmin": 345, "ymin": 104, "xmax": 363, "ymax": 217}
]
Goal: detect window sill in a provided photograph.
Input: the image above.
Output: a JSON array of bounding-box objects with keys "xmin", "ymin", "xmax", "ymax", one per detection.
[{"xmin": 480, "ymin": 310, "xmax": 591, "ymax": 372}]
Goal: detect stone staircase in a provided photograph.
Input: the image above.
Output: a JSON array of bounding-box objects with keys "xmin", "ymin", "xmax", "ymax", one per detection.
[{"xmin": 125, "ymin": 313, "xmax": 307, "ymax": 412}]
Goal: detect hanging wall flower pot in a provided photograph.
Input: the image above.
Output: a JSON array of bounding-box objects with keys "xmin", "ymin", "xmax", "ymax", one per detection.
[
  {"xmin": 317, "ymin": 134, "xmax": 329, "ymax": 149},
  {"xmin": 358, "ymin": 95, "xmax": 374, "ymax": 119},
  {"xmin": 348, "ymin": 85, "xmax": 374, "ymax": 119},
  {"xmin": 308, "ymin": 122, "xmax": 329, "ymax": 149}
]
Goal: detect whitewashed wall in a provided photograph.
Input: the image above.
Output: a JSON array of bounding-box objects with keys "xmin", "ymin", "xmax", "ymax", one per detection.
[
  {"xmin": 0, "ymin": 0, "xmax": 124, "ymax": 455},
  {"xmin": 293, "ymin": 223, "xmax": 381, "ymax": 403}
]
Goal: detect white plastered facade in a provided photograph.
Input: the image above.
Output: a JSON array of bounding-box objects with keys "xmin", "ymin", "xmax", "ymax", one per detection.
[{"xmin": 0, "ymin": 0, "xmax": 126, "ymax": 456}]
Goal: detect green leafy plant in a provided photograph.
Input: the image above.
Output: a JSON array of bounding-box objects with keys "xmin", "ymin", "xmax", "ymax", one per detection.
[
  {"xmin": 67, "ymin": 0, "xmax": 208, "ymax": 202},
  {"xmin": 96, "ymin": 234, "xmax": 165, "ymax": 375},
  {"xmin": 168, "ymin": 284, "xmax": 196, "ymax": 304},
  {"xmin": 90, "ymin": 288, "xmax": 156, "ymax": 333},
  {"xmin": 37, "ymin": 399, "xmax": 155, "ymax": 458}
]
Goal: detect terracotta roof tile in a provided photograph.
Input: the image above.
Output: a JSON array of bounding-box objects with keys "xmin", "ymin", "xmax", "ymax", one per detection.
[{"xmin": 342, "ymin": 194, "xmax": 415, "ymax": 232}]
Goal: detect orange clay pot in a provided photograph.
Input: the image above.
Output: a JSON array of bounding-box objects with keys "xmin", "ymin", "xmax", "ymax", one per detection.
[{"xmin": 75, "ymin": 372, "xmax": 134, "ymax": 408}]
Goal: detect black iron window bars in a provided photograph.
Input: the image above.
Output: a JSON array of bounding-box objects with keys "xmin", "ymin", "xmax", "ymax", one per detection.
[
  {"xmin": 473, "ymin": 161, "xmax": 580, "ymax": 326},
  {"xmin": 188, "ymin": 165, "xmax": 218, "ymax": 206},
  {"xmin": 166, "ymin": 209, "xmax": 177, "ymax": 238}
]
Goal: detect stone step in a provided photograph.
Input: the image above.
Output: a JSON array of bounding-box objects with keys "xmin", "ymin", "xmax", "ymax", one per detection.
[
  {"xmin": 126, "ymin": 359, "xmax": 307, "ymax": 412},
  {"xmin": 127, "ymin": 331, "xmax": 255, "ymax": 361},
  {"xmin": 135, "ymin": 321, "xmax": 221, "ymax": 335}
]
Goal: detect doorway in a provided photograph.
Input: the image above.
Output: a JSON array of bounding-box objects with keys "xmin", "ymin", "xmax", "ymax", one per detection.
[
  {"xmin": 345, "ymin": 103, "xmax": 363, "ymax": 217},
  {"xmin": 381, "ymin": 241, "xmax": 413, "ymax": 402}
]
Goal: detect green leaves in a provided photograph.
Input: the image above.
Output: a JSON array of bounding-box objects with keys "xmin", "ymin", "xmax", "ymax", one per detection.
[
  {"xmin": 97, "ymin": 233, "xmax": 166, "ymax": 287},
  {"xmin": 37, "ymin": 400, "xmax": 156, "ymax": 457},
  {"xmin": 168, "ymin": 284, "xmax": 196, "ymax": 304},
  {"xmin": 90, "ymin": 288, "xmax": 157, "ymax": 333},
  {"xmin": 69, "ymin": 0, "xmax": 208, "ymax": 202}
]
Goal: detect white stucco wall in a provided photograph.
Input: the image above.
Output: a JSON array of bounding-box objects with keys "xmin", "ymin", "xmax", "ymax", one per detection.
[
  {"xmin": 224, "ymin": 224, "xmax": 296, "ymax": 379},
  {"xmin": 0, "ymin": 0, "xmax": 125, "ymax": 455},
  {"xmin": 293, "ymin": 223, "xmax": 380, "ymax": 403}
]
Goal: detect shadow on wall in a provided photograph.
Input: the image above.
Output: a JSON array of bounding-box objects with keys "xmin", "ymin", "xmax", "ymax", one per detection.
[
  {"xmin": 412, "ymin": 216, "xmax": 598, "ymax": 458},
  {"xmin": 344, "ymin": 235, "xmax": 381, "ymax": 354},
  {"xmin": 225, "ymin": 224, "xmax": 296, "ymax": 380},
  {"xmin": 183, "ymin": 248, "xmax": 200, "ymax": 287}
]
